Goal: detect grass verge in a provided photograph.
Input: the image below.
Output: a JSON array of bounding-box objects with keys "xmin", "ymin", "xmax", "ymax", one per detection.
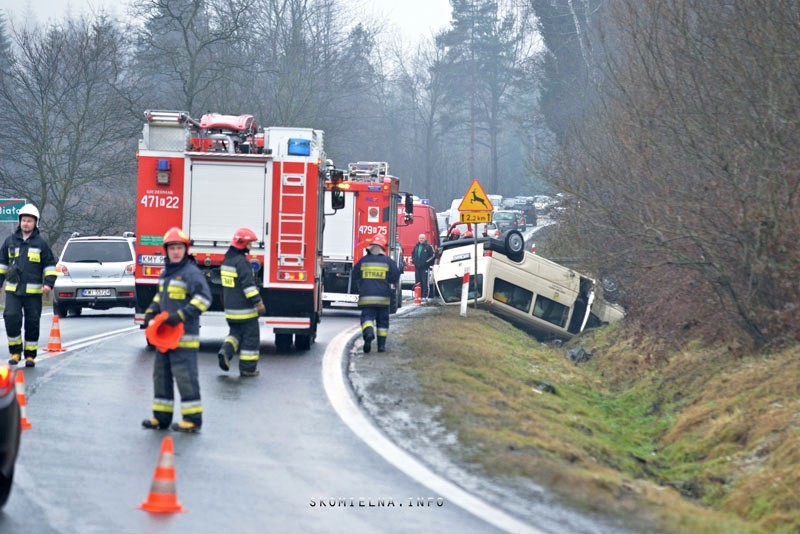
[{"xmin": 397, "ymin": 306, "xmax": 799, "ymax": 533}]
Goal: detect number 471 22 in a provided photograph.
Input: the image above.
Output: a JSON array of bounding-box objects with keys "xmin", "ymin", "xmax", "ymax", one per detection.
[{"xmin": 140, "ymin": 195, "xmax": 180, "ymax": 209}]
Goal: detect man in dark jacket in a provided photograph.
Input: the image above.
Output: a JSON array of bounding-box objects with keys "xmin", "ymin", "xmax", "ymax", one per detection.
[
  {"xmin": 352, "ymin": 233, "xmax": 401, "ymax": 353},
  {"xmin": 411, "ymin": 233, "xmax": 435, "ymax": 301},
  {"xmin": 218, "ymin": 227, "xmax": 265, "ymax": 377},
  {"xmin": 0, "ymin": 204, "xmax": 58, "ymax": 367},
  {"xmin": 142, "ymin": 227, "xmax": 212, "ymax": 433}
]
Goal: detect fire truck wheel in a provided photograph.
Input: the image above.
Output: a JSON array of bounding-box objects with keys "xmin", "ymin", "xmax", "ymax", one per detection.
[
  {"xmin": 295, "ymin": 334, "xmax": 312, "ymax": 351},
  {"xmin": 275, "ymin": 333, "xmax": 293, "ymax": 352}
]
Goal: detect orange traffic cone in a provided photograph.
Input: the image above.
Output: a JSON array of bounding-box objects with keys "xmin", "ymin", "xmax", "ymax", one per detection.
[
  {"xmin": 43, "ymin": 315, "xmax": 66, "ymax": 353},
  {"xmin": 413, "ymin": 283, "xmax": 422, "ymax": 305},
  {"xmin": 139, "ymin": 436, "xmax": 185, "ymax": 513},
  {"xmin": 15, "ymin": 370, "xmax": 32, "ymax": 430}
]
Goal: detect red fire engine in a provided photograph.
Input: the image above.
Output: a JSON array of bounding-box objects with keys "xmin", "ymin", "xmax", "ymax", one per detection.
[
  {"xmin": 134, "ymin": 110, "xmax": 326, "ymax": 350},
  {"xmin": 322, "ymin": 161, "xmax": 409, "ymax": 312}
]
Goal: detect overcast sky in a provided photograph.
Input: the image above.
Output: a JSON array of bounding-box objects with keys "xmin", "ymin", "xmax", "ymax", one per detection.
[{"xmin": 1, "ymin": 0, "xmax": 452, "ymax": 45}]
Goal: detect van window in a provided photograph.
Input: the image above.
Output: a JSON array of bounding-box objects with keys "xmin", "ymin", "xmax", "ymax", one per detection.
[
  {"xmin": 532, "ymin": 295, "xmax": 569, "ymax": 328},
  {"xmin": 437, "ymin": 274, "xmax": 483, "ymax": 303},
  {"xmin": 492, "ymin": 278, "xmax": 532, "ymax": 313}
]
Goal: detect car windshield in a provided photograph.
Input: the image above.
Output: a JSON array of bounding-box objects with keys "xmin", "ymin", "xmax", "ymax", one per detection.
[
  {"xmin": 61, "ymin": 241, "xmax": 133, "ymax": 263},
  {"xmin": 495, "ymin": 212, "xmax": 514, "ymax": 221}
]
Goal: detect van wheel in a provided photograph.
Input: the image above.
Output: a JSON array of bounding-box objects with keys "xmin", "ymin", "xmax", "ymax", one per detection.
[
  {"xmin": 275, "ymin": 333, "xmax": 292, "ymax": 352},
  {"xmin": 504, "ymin": 230, "xmax": 525, "ymax": 262}
]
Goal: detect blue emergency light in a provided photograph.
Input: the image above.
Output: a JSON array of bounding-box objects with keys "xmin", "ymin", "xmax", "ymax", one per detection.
[{"xmin": 288, "ymin": 138, "xmax": 311, "ymax": 156}]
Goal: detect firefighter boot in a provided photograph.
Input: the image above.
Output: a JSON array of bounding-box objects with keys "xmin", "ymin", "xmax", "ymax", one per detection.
[
  {"xmin": 377, "ymin": 338, "xmax": 386, "ymax": 353},
  {"xmin": 218, "ymin": 351, "xmax": 231, "ymax": 372},
  {"xmin": 141, "ymin": 418, "xmax": 170, "ymax": 430},
  {"xmin": 362, "ymin": 327, "xmax": 375, "ymax": 354},
  {"xmin": 25, "ymin": 357, "xmax": 35, "ymax": 368},
  {"xmin": 240, "ymin": 369, "xmax": 260, "ymax": 377},
  {"xmin": 8, "ymin": 354, "xmax": 21, "ymax": 366},
  {"xmin": 171, "ymin": 420, "xmax": 201, "ymax": 433}
]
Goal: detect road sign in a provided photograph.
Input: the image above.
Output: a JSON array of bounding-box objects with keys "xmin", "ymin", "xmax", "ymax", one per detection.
[
  {"xmin": 458, "ymin": 180, "xmax": 494, "ymax": 212},
  {"xmin": 460, "ymin": 212, "xmax": 492, "ymax": 224},
  {"xmin": 0, "ymin": 199, "xmax": 26, "ymax": 222}
]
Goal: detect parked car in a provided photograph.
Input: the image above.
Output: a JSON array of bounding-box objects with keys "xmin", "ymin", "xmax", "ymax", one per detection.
[
  {"xmin": 0, "ymin": 364, "xmax": 20, "ymax": 508},
  {"xmin": 53, "ymin": 233, "xmax": 137, "ymax": 317},
  {"xmin": 493, "ymin": 210, "xmax": 524, "ymax": 233}
]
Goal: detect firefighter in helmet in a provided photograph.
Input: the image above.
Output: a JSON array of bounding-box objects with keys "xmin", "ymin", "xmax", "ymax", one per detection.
[
  {"xmin": 142, "ymin": 227, "xmax": 212, "ymax": 433},
  {"xmin": 447, "ymin": 227, "xmax": 461, "ymax": 241},
  {"xmin": 1, "ymin": 204, "xmax": 58, "ymax": 367},
  {"xmin": 217, "ymin": 227, "xmax": 265, "ymax": 377},
  {"xmin": 351, "ymin": 233, "xmax": 401, "ymax": 353}
]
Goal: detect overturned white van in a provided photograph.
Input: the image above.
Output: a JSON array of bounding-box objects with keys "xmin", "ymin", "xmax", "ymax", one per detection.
[{"xmin": 432, "ymin": 231, "xmax": 624, "ymax": 340}]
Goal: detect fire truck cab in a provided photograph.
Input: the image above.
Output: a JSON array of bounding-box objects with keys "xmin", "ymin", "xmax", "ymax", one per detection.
[
  {"xmin": 322, "ymin": 161, "xmax": 407, "ymax": 312},
  {"xmin": 135, "ymin": 110, "xmax": 326, "ymax": 351}
]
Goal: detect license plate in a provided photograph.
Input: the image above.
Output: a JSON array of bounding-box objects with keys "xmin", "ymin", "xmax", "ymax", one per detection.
[
  {"xmin": 452, "ymin": 252, "xmax": 471, "ymax": 262},
  {"xmin": 82, "ymin": 289, "xmax": 112, "ymax": 297}
]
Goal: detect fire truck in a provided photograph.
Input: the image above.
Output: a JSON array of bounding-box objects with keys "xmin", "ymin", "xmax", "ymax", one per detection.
[
  {"xmin": 134, "ymin": 110, "xmax": 326, "ymax": 351},
  {"xmin": 322, "ymin": 161, "xmax": 409, "ymax": 312}
]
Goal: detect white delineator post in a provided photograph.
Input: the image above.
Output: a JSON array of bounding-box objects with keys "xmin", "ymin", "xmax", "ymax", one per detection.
[{"xmin": 460, "ymin": 270, "xmax": 470, "ymax": 317}]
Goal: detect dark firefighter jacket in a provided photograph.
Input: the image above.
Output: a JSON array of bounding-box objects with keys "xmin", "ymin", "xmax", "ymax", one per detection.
[
  {"xmin": 352, "ymin": 251, "xmax": 401, "ymax": 307},
  {"xmin": 220, "ymin": 246, "xmax": 263, "ymax": 321},
  {"xmin": 0, "ymin": 227, "xmax": 58, "ymax": 295},
  {"xmin": 145, "ymin": 255, "xmax": 212, "ymax": 349}
]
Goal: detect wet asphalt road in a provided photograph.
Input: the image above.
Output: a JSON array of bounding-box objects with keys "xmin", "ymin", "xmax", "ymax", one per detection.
[{"xmin": 0, "ymin": 307, "xmax": 509, "ymax": 534}]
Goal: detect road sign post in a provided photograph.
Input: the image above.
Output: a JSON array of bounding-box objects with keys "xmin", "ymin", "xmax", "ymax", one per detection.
[
  {"xmin": 0, "ymin": 199, "xmax": 26, "ymax": 223},
  {"xmin": 457, "ymin": 180, "xmax": 493, "ymax": 310}
]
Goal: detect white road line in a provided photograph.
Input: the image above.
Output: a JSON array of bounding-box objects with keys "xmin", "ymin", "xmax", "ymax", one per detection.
[
  {"xmin": 322, "ymin": 326, "xmax": 542, "ymax": 534},
  {"xmin": 39, "ymin": 326, "xmax": 139, "ymax": 359}
]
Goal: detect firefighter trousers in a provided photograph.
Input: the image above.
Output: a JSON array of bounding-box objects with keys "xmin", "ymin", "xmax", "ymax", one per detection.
[
  {"xmin": 3, "ymin": 293, "xmax": 43, "ymax": 358},
  {"xmin": 360, "ymin": 306, "xmax": 389, "ymax": 349},
  {"xmin": 218, "ymin": 319, "xmax": 260, "ymax": 374},
  {"xmin": 151, "ymin": 348, "xmax": 202, "ymax": 427}
]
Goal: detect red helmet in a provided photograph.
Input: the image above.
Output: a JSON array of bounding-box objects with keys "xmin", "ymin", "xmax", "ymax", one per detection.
[
  {"xmin": 370, "ymin": 233, "xmax": 388, "ymax": 251},
  {"xmin": 231, "ymin": 227, "xmax": 258, "ymax": 249},
  {"xmin": 463, "ymin": 230, "xmax": 473, "ymax": 238},
  {"xmin": 450, "ymin": 228, "xmax": 461, "ymax": 237},
  {"xmin": 163, "ymin": 227, "xmax": 190, "ymax": 251}
]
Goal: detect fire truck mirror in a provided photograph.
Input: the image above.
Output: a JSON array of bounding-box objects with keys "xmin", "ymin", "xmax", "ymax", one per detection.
[
  {"xmin": 405, "ymin": 193, "xmax": 414, "ymax": 215},
  {"xmin": 330, "ymin": 169, "xmax": 345, "ymax": 210}
]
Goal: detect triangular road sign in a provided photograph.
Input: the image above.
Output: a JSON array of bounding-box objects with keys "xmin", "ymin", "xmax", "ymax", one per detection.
[{"xmin": 458, "ymin": 180, "xmax": 494, "ymax": 212}]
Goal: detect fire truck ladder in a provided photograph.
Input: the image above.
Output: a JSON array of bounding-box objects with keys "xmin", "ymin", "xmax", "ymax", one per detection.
[{"xmin": 276, "ymin": 161, "xmax": 307, "ymax": 268}]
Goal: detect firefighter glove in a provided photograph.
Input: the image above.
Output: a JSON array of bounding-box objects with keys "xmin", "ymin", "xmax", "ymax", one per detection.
[
  {"xmin": 256, "ymin": 302, "xmax": 266, "ymax": 316},
  {"xmin": 143, "ymin": 312, "xmax": 154, "ymax": 328},
  {"xmin": 164, "ymin": 311, "xmax": 184, "ymax": 326}
]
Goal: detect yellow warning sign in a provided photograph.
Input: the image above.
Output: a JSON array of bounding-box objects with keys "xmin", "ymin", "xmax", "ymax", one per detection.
[{"xmin": 458, "ymin": 180, "xmax": 494, "ymax": 212}]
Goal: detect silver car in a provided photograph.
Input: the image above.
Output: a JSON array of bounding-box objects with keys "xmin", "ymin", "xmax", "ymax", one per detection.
[{"xmin": 53, "ymin": 233, "xmax": 137, "ymax": 317}]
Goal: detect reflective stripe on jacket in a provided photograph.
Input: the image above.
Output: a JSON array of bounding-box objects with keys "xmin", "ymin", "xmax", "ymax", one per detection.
[{"xmin": 221, "ymin": 246, "xmax": 263, "ymax": 322}]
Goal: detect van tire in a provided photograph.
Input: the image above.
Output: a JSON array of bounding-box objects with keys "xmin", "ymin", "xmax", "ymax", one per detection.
[{"xmin": 504, "ymin": 230, "xmax": 525, "ymax": 262}]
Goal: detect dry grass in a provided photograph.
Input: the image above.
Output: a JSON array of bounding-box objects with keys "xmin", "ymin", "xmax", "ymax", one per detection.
[{"xmin": 397, "ymin": 306, "xmax": 800, "ymax": 533}]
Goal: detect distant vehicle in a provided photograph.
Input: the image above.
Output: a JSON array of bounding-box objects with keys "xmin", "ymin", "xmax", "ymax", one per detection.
[
  {"xmin": 432, "ymin": 231, "xmax": 624, "ymax": 340},
  {"xmin": 493, "ymin": 210, "xmax": 524, "ymax": 233},
  {"xmin": 397, "ymin": 202, "xmax": 441, "ymax": 288},
  {"xmin": 0, "ymin": 364, "xmax": 20, "ymax": 508},
  {"xmin": 53, "ymin": 233, "xmax": 137, "ymax": 317}
]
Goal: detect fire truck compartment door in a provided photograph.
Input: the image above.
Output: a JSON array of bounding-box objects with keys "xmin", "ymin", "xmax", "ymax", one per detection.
[
  {"xmin": 187, "ymin": 160, "xmax": 269, "ymax": 245},
  {"xmin": 323, "ymin": 190, "xmax": 355, "ymax": 262}
]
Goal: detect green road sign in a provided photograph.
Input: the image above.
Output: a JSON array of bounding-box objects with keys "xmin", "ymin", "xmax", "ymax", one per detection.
[{"xmin": 0, "ymin": 199, "xmax": 26, "ymax": 222}]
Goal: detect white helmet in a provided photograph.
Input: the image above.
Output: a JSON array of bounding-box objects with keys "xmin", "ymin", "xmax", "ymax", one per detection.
[{"xmin": 18, "ymin": 203, "xmax": 40, "ymax": 224}]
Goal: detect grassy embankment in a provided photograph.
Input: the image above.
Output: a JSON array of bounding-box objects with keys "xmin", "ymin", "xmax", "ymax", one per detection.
[{"xmin": 397, "ymin": 306, "xmax": 799, "ymax": 533}]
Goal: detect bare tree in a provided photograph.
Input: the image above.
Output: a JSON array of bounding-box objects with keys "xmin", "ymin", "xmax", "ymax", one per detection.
[
  {"xmin": 0, "ymin": 16, "xmax": 138, "ymax": 245},
  {"xmin": 549, "ymin": 0, "xmax": 800, "ymax": 348}
]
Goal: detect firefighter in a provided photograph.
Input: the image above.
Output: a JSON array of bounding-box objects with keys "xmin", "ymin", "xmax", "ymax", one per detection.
[
  {"xmin": 142, "ymin": 227, "xmax": 212, "ymax": 433},
  {"xmin": 447, "ymin": 227, "xmax": 461, "ymax": 241},
  {"xmin": 352, "ymin": 233, "xmax": 401, "ymax": 353},
  {"xmin": 0, "ymin": 204, "xmax": 58, "ymax": 367},
  {"xmin": 217, "ymin": 227, "xmax": 265, "ymax": 377}
]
